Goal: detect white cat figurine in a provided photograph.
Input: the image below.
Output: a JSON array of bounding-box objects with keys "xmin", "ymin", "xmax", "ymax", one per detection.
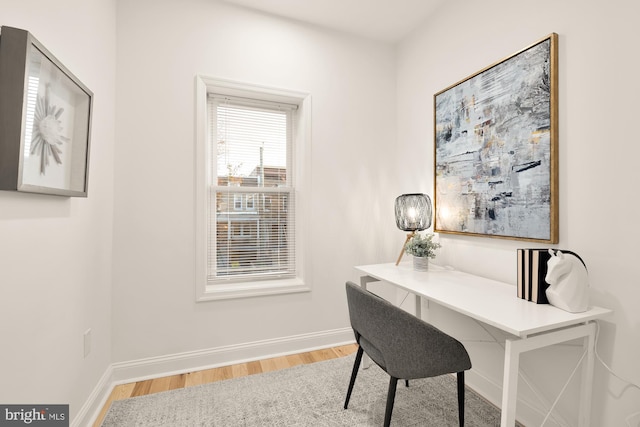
[{"xmin": 544, "ymin": 249, "xmax": 589, "ymax": 313}]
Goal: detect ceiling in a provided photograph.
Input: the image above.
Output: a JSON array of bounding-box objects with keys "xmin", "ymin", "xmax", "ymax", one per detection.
[{"xmin": 221, "ymin": 0, "xmax": 445, "ymax": 43}]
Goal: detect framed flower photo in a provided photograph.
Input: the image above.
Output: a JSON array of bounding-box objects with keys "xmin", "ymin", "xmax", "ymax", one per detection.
[{"xmin": 0, "ymin": 26, "xmax": 93, "ymax": 197}]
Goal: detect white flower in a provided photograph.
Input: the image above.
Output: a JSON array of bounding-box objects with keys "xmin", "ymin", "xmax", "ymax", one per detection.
[{"xmin": 31, "ymin": 91, "xmax": 69, "ymax": 174}]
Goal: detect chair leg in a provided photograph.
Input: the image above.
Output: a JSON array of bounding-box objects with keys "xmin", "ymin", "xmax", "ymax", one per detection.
[
  {"xmin": 344, "ymin": 346, "xmax": 364, "ymax": 409},
  {"xmin": 384, "ymin": 377, "xmax": 399, "ymax": 427},
  {"xmin": 405, "ymin": 379, "xmax": 409, "ymax": 387},
  {"xmin": 457, "ymin": 371, "xmax": 465, "ymax": 427}
]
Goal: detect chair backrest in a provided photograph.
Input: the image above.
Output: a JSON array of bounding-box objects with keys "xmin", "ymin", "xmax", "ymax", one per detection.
[{"xmin": 345, "ymin": 281, "xmax": 471, "ymax": 380}]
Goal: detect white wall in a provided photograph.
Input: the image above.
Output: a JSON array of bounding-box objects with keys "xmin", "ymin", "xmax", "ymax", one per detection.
[
  {"xmin": 397, "ymin": 0, "xmax": 640, "ymax": 425},
  {"xmin": 3, "ymin": 1, "xmax": 636, "ymax": 426},
  {"xmin": 0, "ymin": 0, "xmax": 116, "ymax": 423},
  {"xmin": 112, "ymin": 0, "xmax": 398, "ymax": 363}
]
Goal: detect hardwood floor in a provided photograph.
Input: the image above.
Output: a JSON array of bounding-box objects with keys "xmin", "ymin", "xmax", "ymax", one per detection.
[{"xmin": 92, "ymin": 344, "xmax": 358, "ymax": 426}]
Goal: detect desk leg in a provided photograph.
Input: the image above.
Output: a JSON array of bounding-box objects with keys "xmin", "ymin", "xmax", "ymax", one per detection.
[
  {"xmin": 500, "ymin": 324, "xmax": 595, "ymax": 427},
  {"xmin": 501, "ymin": 339, "xmax": 520, "ymax": 427},
  {"xmin": 578, "ymin": 322, "xmax": 596, "ymax": 427}
]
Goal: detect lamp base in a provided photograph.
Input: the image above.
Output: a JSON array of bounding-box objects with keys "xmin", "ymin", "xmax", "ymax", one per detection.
[{"xmin": 395, "ymin": 231, "xmax": 416, "ymax": 266}]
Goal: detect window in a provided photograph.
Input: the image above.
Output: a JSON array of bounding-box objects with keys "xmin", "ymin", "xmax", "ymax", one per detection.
[
  {"xmin": 246, "ymin": 194, "xmax": 255, "ymax": 211},
  {"xmin": 233, "ymin": 194, "xmax": 243, "ymax": 210},
  {"xmin": 195, "ymin": 77, "xmax": 311, "ymax": 301},
  {"xmin": 212, "ymin": 94, "xmax": 295, "ymax": 280}
]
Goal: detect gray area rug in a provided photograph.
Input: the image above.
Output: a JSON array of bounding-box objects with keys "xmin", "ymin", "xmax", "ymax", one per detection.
[{"xmin": 101, "ymin": 353, "xmax": 501, "ymax": 426}]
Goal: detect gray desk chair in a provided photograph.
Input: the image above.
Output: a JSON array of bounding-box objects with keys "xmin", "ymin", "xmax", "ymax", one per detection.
[{"xmin": 344, "ymin": 281, "xmax": 472, "ymax": 426}]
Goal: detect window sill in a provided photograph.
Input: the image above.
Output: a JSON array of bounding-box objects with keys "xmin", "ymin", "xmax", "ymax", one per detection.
[{"xmin": 197, "ymin": 277, "xmax": 310, "ymax": 301}]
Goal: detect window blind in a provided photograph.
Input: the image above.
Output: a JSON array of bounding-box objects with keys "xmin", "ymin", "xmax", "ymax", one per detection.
[{"xmin": 208, "ymin": 95, "xmax": 296, "ymax": 283}]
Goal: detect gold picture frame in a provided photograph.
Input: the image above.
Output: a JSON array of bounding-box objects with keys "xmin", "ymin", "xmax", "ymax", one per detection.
[{"xmin": 434, "ymin": 33, "xmax": 558, "ymax": 243}]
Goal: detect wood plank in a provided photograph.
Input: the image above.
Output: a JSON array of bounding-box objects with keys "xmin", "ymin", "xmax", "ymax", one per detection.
[
  {"xmin": 185, "ymin": 370, "xmax": 208, "ymax": 387},
  {"xmin": 333, "ymin": 344, "xmax": 358, "ymax": 357},
  {"xmin": 111, "ymin": 382, "xmax": 136, "ymax": 400},
  {"xmin": 310, "ymin": 348, "xmax": 339, "ymax": 362},
  {"xmin": 297, "ymin": 351, "xmax": 316, "ymax": 364},
  {"xmin": 169, "ymin": 373, "xmax": 187, "ymax": 390},
  {"xmin": 231, "ymin": 363, "xmax": 249, "ymax": 378},
  {"xmin": 148, "ymin": 375, "xmax": 172, "ymax": 394},
  {"xmin": 297, "ymin": 348, "xmax": 338, "ymax": 363},
  {"xmin": 284, "ymin": 353, "xmax": 304, "ymax": 367},
  {"xmin": 246, "ymin": 360, "xmax": 263, "ymax": 375},
  {"xmin": 185, "ymin": 366, "xmax": 224, "ymax": 387},
  {"xmin": 130, "ymin": 379, "xmax": 153, "ymax": 397},
  {"xmin": 260, "ymin": 353, "xmax": 293, "ymax": 372},
  {"xmin": 212, "ymin": 365, "xmax": 233, "ymax": 382}
]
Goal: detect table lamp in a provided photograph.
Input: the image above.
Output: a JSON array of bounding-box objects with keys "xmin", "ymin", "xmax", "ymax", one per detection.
[{"xmin": 394, "ymin": 193, "xmax": 432, "ymax": 265}]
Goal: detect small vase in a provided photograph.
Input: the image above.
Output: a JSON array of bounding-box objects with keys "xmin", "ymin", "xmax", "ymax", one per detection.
[{"xmin": 413, "ymin": 256, "xmax": 429, "ymax": 271}]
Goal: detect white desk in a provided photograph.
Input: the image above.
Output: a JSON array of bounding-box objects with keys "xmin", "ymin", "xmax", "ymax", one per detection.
[{"xmin": 356, "ymin": 263, "xmax": 612, "ymax": 427}]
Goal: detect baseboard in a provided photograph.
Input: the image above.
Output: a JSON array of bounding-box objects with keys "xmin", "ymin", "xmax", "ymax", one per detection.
[
  {"xmin": 76, "ymin": 327, "xmax": 354, "ymax": 426},
  {"xmin": 72, "ymin": 365, "xmax": 114, "ymax": 427},
  {"xmin": 110, "ymin": 327, "xmax": 354, "ymax": 384}
]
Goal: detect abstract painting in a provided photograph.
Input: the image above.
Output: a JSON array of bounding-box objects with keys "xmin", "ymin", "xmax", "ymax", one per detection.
[{"xmin": 434, "ymin": 34, "xmax": 558, "ymax": 243}]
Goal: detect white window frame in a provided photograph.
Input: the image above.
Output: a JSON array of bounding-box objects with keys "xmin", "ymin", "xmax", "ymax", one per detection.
[{"xmin": 195, "ymin": 76, "xmax": 311, "ymax": 301}]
